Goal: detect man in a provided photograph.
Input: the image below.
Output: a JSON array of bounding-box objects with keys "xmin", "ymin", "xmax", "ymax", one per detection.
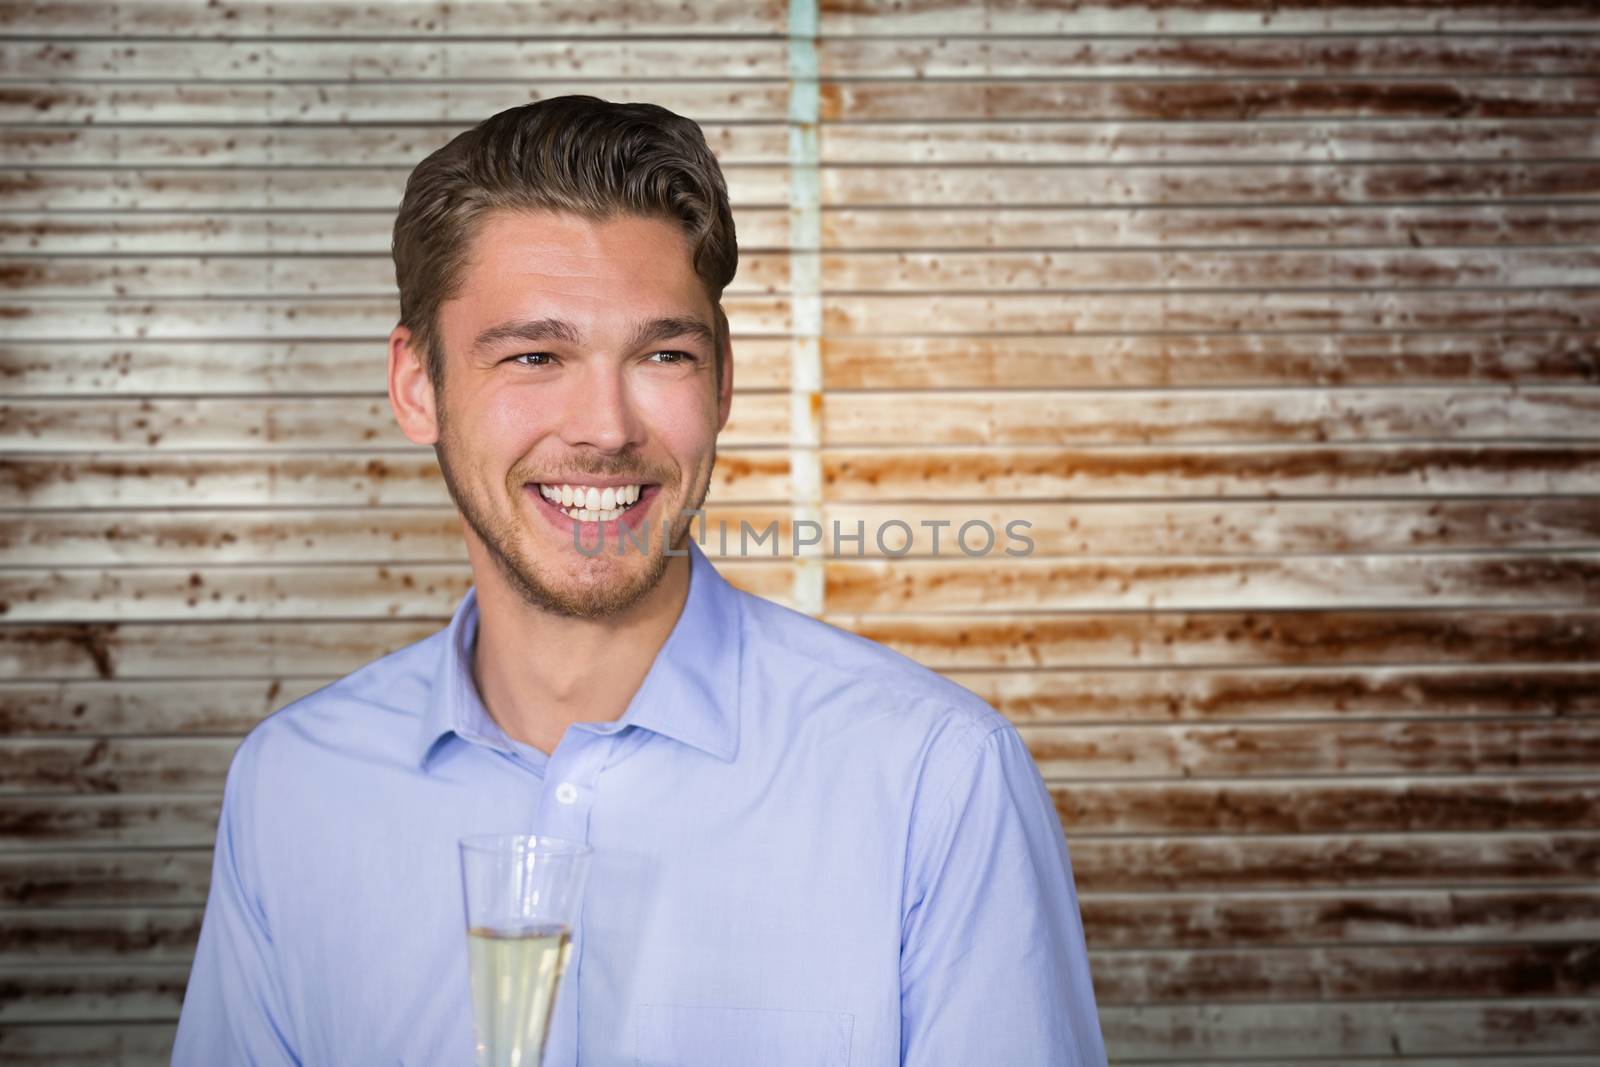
[{"xmin": 173, "ymin": 96, "xmax": 1106, "ymax": 1066}]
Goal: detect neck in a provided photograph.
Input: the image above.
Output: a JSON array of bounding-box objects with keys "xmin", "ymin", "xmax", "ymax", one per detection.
[{"xmin": 469, "ymin": 548, "xmax": 691, "ymax": 756}]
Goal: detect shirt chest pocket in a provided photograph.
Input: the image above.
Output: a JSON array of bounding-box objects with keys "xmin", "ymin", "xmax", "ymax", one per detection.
[{"xmin": 636, "ymin": 1003, "xmax": 854, "ymax": 1066}]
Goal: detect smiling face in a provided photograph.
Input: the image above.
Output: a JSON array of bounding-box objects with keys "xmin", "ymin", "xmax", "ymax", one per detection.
[{"xmin": 389, "ymin": 209, "xmax": 732, "ymax": 620}]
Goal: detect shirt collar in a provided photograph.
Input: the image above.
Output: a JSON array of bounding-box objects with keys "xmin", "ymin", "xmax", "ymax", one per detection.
[{"xmin": 416, "ymin": 539, "xmax": 743, "ymax": 769}]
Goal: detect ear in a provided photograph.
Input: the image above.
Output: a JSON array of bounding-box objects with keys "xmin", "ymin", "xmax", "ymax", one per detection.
[
  {"xmin": 714, "ymin": 311, "xmax": 735, "ymax": 434},
  {"xmin": 388, "ymin": 323, "xmax": 440, "ymax": 445}
]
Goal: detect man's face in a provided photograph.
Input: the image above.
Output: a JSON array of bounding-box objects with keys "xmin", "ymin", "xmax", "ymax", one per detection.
[{"xmin": 408, "ymin": 209, "xmax": 730, "ymax": 620}]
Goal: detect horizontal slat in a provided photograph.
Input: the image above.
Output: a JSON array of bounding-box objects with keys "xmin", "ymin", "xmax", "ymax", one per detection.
[
  {"xmin": 1051, "ymin": 777, "xmax": 1600, "ymax": 835},
  {"xmin": 1072, "ymin": 831, "xmax": 1600, "ymax": 893},
  {"xmin": 1082, "ymin": 887, "xmax": 1600, "ymax": 949},
  {"xmin": 0, "ymin": 125, "xmax": 792, "ymax": 169},
  {"xmin": 0, "ymin": 850, "xmax": 215, "ymax": 908},
  {"xmin": 15, "ymin": 249, "xmax": 1600, "ymax": 296},
  {"xmin": 0, "ymin": 336, "xmax": 793, "ymax": 394},
  {"xmin": 8, "ymin": 205, "xmax": 1600, "ymax": 257},
  {"xmin": 0, "ymin": 167, "xmax": 789, "ymax": 211},
  {"xmin": 0, "ymin": 908, "xmax": 201, "ymax": 964},
  {"xmin": 5, "ymin": 718, "xmax": 1597, "ymax": 792},
  {"xmin": 0, "ymin": 964, "xmax": 189, "ymax": 1022},
  {"xmin": 0, "ymin": 1023, "xmax": 172, "ymax": 1066},
  {"xmin": 823, "ymin": 445, "xmax": 1600, "ymax": 500},
  {"xmin": 7, "ymin": 610, "xmax": 1598, "ymax": 680},
  {"xmin": 4, "ymin": 830, "xmax": 1596, "ymax": 909},
  {"xmin": 1, "ymin": 775, "xmax": 1593, "ymax": 848},
  {"xmin": 818, "ymin": 36, "xmax": 1600, "ymax": 79},
  {"xmin": 0, "ymin": 393, "xmax": 792, "ymax": 450},
  {"xmin": 0, "ymin": 567, "xmax": 476, "ymax": 624},
  {"xmin": 10, "ymin": 163, "xmax": 1597, "ymax": 211},
  {"xmin": 6, "ymin": 120, "xmax": 1597, "ymax": 170},
  {"xmin": 10, "ymin": 37, "xmax": 1598, "ymax": 81},
  {"xmin": 0, "ymin": 505, "xmax": 794, "ymax": 566},
  {"xmin": 825, "ymin": 555, "xmax": 1600, "ymax": 612},
  {"xmin": 5, "ymin": 888, "xmax": 1597, "ymax": 965},
  {"xmin": 0, "ymin": 451, "xmax": 789, "ymax": 508},
  {"xmin": 4, "ymin": 665, "xmax": 1595, "ymax": 738},
  {"xmin": 0, "ymin": 0, "xmax": 786, "ymax": 36},
  {"xmin": 0, "ymin": 738, "xmax": 232, "ymax": 793},
  {"xmin": 0, "ymin": 38, "xmax": 791, "ymax": 80},
  {"xmin": 14, "ymin": 290, "xmax": 1598, "ymax": 340},
  {"xmin": 0, "ymin": 82, "xmax": 792, "ymax": 123},
  {"xmin": 0, "ymin": 796, "xmax": 223, "ymax": 849},
  {"xmin": 1024, "ymin": 719, "xmax": 1600, "ymax": 779},
  {"xmin": 1, "ymin": 1002, "xmax": 1598, "ymax": 1061},
  {"xmin": 1099, "ymin": 999, "xmax": 1600, "ymax": 1058},
  {"xmin": 820, "ymin": 249, "xmax": 1600, "ymax": 293},
  {"xmin": 822, "ymin": 163, "xmax": 1600, "ymax": 206},
  {"xmin": 6, "ymin": 497, "xmax": 1596, "ymax": 567},
  {"xmin": 821, "ymin": 499, "xmax": 1600, "ymax": 557},
  {"xmin": 8, "ymin": 387, "xmax": 1597, "ymax": 452},
  {"xmin": 0, "ymin": 677, "xmax": 327, "ymax": 735},
  {"xmin": 0, "ymin": 945, "xmax": 1594, "ymax": 1019},
  {"xmin": 0, "ymin": 508, "xmax": 793, "ymax": 566},
  {"xmin": 0, "ymin": 251, "xmax": 792, "ymax": 298},
  {"xmin": 823, "ymin": 291, "xmax": 1600, "ymax": 335},
  {"xmin": 1, "ymin": 295, "xmax": 792, "ymax": 339},
  {"xmin": 955, "ymin": 666, "xmax": 1600, "ymax": 724},
  {"xmin": 820, "ymin": 79, "xmax": 1600, "ymax": 122},
  {"xmin": 3, "ymin": 332, "xmax": 1593, "ymax": 396},
  {"xmin": 821, "ymin": 119, "xmax": 1600, "ymax": 165},
  {"xmin": 821, "ymin": 387, "xmax": 1600, "ymax": 445},
  {"xmin": 0, "ymin": 559, "xmax": 795, "ymax": 622},
  {"xmin": 823, "ymin": 204, "xmax": 1600, "ymax": 251},
  {"xmin": 835, "ymin": 610, "xmax": 1600, "ymax": 670},
  {"xmin": 0, "ymin": 207, "xmax": 793, "ymax": 256},
  {"xmin": 819, "ymin": 1, "xmax": 1600, "ymax": 34},
  {"xmin": 1092, "ymin": 942, "xmax": 1600, "ymax": 1005},
  {"xmin": 9, "ymin": 79, "xmax": 1600, "ymax": 124},
  {"xmin": 821, "ymin": 332, "xmax": 1600, "ymax": 388}
]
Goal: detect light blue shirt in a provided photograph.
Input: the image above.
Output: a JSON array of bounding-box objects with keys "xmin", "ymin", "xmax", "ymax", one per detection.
[{"xmin": 173, "ymin": 541, "xmax": 1106, "ymax": 1065}]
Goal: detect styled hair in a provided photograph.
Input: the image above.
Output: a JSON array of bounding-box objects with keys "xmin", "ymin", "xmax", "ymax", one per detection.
[{"xmin": 391, "ymin": 95, "xmax": 738, "ymax": 386}]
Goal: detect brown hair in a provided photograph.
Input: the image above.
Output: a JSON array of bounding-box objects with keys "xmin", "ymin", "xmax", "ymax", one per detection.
[{"xmin": 391, "ymin": 95, "xmax": 738, "ymax": 387}]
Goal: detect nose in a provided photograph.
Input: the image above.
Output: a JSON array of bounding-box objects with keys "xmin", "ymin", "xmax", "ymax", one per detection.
[{"xmin": 557, "ymin": 360, "xmax": 644, "ymax": 454}]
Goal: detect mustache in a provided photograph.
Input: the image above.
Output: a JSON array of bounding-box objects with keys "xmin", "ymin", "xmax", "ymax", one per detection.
[{"xmin": 522, "ymin": 462, "xmax": 676, "ymax": 485}]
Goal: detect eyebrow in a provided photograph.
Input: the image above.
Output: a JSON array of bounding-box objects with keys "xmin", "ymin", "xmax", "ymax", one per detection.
[
  {"xmin": 470, "ymin": 317, "xmax": 581, "ymax": 353},
  {"xmin": 470, "ymin": 315, "xmax": 714, "ymax": 355}
]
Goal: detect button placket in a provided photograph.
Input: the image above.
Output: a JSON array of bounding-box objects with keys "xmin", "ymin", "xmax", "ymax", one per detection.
[{"xmin": 535, "ymin": 729, "xmax": 610, "ymax": 842}]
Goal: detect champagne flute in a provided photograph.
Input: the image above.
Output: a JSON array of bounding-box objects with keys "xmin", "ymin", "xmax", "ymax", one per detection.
[{"xmin": 459, "ymin": 834, "xmax": 593, "ymax": 1067}]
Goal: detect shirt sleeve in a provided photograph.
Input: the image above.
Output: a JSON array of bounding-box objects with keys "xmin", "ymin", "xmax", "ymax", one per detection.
[
  {"xmin": 172, "ymin": 737, "xmax": 301, "ymax": 1066},
  {"xmin": 899, "ymin": 720, "xmax": 1107, "ymax": 1067}
]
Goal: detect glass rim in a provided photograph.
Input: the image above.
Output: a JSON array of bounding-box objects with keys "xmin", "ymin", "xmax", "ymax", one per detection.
[{"xmin": 458, "ymin": 833, "xmax": 593, "ymax": 858}]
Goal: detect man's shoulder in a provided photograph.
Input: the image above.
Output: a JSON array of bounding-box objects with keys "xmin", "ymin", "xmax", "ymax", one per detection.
[
  {"xmin": 228, "ymin": 625, "xmax": 447, "ymax": 782},
  {"xmin": 734, "ymin": 586, "xmax": 1010, "ymax": 746}
]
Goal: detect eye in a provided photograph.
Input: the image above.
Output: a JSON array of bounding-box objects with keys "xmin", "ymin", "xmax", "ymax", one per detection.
[
  {"xmin": 647, "ymin": 350, "xmax": 697, "ymax": 365},
  {"xmin": 509, "ymin": 352, "xmax": 555, "ymax": 366}
]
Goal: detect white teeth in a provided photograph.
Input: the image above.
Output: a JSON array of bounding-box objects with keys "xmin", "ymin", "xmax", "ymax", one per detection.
[{"xmin": 539, "ymin": 483, "xmax": 648, "ymax": 523}]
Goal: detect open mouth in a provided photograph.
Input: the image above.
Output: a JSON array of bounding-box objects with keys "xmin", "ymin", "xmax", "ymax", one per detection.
[{"xmin": 533, "ymin": 481, "xmax": 655, "ymax": 524}]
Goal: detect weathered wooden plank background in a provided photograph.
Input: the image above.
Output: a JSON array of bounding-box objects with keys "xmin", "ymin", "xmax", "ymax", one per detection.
[{"xmin": 2, "ymin": 0, "xmax": 1599, "ymax": 1062}]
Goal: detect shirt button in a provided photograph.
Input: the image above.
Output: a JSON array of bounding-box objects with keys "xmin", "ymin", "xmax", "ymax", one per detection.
[{"xmin": 555, "ymin": 782, "xmax": 579, "ymax": 805}]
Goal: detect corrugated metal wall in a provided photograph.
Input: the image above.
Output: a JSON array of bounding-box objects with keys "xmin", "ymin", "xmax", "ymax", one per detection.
[{"xmin": 3, "ymin": 1, "xmax": 1599, "ymax": 1062}]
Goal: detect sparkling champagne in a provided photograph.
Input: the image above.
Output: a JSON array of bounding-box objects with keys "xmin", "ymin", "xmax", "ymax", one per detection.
[{"xmin": 467, "ymin": 922, "xmax": 573, "ymax": 1067}]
